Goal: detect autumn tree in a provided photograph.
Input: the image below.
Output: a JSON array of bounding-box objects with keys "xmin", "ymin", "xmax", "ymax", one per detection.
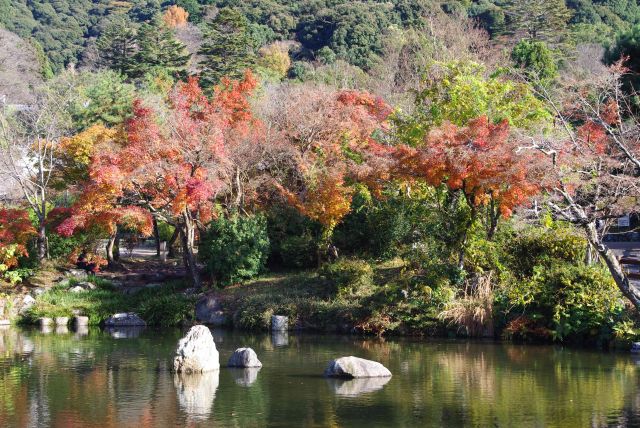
[
  {"xmin": 0, "ymin": 208, "xmax": 35, "ymax": 283},
  {"xmin": 163, "ymin": 5, "xmax": 189, "ymax": 28},
  {"xmin": 258, "ymin": 84, "xmax": 391, "ymax": 263},
  {"xmin": 0, "ymin": 75, "xmax": 76, "ymax": 261},
  {"xmin": 526, "ymin": 60, "xmax": 640, "ymax": 311}
]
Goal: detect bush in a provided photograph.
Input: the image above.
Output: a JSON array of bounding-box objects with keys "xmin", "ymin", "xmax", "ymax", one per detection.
[
  {"xmin": 200, "ymin": 214, "xmax": 270, "ymax": 287},
  {"xmin": 279, "ymin": 235, "xmax": 316, "ymax": 268},
  {"xmin": 266, "ymin": 204, "xmax": 320, "ymax": 269},
  {"xmin": 320, "ymin": 258, "xmax": 375, "ymax": 297}
]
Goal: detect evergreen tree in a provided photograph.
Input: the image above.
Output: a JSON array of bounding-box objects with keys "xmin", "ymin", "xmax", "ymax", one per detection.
[
  {"xmin": 198, "ymin": 7, "xmax": 255, "ymax": 88},
  {"xmin": 134, "ymin": 20, "xmax": 191, "ymax": 78},
  {"xmin": 505, "ymin": 0, "xmax": 572, "ymax": 43},
  {"xmin": 96, "ymin": 18, "xmax": 138, "ymax": 77},
  {"xmin": 511, "ymin": 39, "xmax": 558, "ymax": 83}
]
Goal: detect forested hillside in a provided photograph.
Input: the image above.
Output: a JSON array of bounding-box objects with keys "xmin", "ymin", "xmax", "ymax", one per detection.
[{"xmin": 2, "ymin": 0, "xmax": 640, "ymax": 73}]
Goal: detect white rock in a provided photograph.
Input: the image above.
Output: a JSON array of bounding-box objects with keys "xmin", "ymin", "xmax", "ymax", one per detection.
[
  {"xmin": 324, "ymin": 356, "xmax": 392, "ymax": 378},
  {"xmin": 73, "ymin": 316, "xmax": 89, "ymax": 326},
  {"xmin": 19, "ymin": 295, "xmax": 36, "ymax": 314},
  {"xmin": 271, "ymin": 315, "xmax": 288, "ymax": 331},
  {"xmin": 77, "ymin": 281, "xmax": 96, "ymax": 290},
  {"xmin": 228, "ymin": 347, "xmax": 262, "ymax": 368},
  {"xmin": 38, "ymin": 317, "xmax": 53, "ymax": 326},
  {"xmin": 173, "ymin": 325, "xmax": 220, "ymax": 373},
  {"xmin": 69, "ymin": 286, "xmax": 86, "ymax": 293},
  {"xmin": 55, "ymin": 317, "xmax": 69, "ymax": 326},
  {"xmin": 104, "ymin": 312, "xmax": 146, "ymax": 327}
]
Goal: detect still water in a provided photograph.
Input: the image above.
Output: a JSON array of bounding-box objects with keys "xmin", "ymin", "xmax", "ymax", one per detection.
[{"xmin": 0, "ymin": 326, "xmax": 639, "ymax": 427}]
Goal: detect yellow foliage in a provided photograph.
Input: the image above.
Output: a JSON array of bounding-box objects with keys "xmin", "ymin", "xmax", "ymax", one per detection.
[
  {"xmin": 258, "ymin": 43, "xmax": 291, "ymax": 79},
  {"xmin": 163, "ymin": 5, "xmax": 189, "ymax": 28}
]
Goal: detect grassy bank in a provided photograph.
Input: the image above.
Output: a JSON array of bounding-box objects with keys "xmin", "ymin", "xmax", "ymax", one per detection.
[{"xmin": 22, "ymin": 279, "xmax": 196, "ymax": 327}]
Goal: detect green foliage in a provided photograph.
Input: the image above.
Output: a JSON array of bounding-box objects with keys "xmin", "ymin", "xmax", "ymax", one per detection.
[
  {"xmin": 97, "ymin": 17, "xmax": 138, "ymax": 77},
  {"xmin": 23, "ymin": 281, "xmax": 194, "ymax": 326},
  {"xmin": 399, "ymin": 61, "xmax": 552, "ymax": 144},
  {"xmin": 156, "ymin": 221, "xmax": 175, "ymax": 243},
  {"xmin": 320, "ymin": 258, "xmax": 374, "ymax": 297},
  {"xmin": 133, "ymin": 19, "xmax": 190, "ymax": 78},
  {"xmin": 503, "ymin": 0, "xmax": 572, "ymax": 43},
  {"xmin": 71, "ymin": 70, "xmax": 135, "ymax": 130},
  {"xmin": 511, "ymin": 39, "xmax": 558, "ymax": 82},
  {"xmin": 200, "ymin": 214, "xmax": 270, "ymax": 287},
  {"xmin": 198, "ymin": 7, "xmax": 255, "ymax": 88},
  {"xmin": 266, "ymin": 204, "xmax": 320, "ymax": 269}
]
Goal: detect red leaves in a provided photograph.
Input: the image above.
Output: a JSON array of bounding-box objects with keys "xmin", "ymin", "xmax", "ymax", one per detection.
[
  {"xmin": 391, "ymin": 116, "xmax": 541, "ymax": 218},
  {"xmin": 0, "ymin": 208, "xmax": 36, "ymax": 265}
]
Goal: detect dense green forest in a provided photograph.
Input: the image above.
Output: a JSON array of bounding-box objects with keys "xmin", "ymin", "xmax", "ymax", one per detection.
[{"xmin": 2, "ymin": 0, "xmax": 640, "ymax": 72}]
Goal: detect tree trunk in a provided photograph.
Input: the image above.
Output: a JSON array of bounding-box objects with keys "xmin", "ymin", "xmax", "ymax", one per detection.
[
  {"xmin": 181, "ymin": 210, "xmax": 200, "ymax": 288},
  {"xmin": 106, "ymin": 232, "xmax": 118, "ymax": 267},
  {"xmin": 36, "ymin": 219, "xmax": 47, "ymax": 261},
  {"xmin": 167, "ymin": 227, "xmax": 179, "ymax": 258},
  {"xmin": 153, "ymin": 218, "xmax": 161, "ymax": 257},
  {"xmin": 114, "ymin": 234, "xmax": 121, "ymax": 261},
  {"xmin": 583, "ymin": 221, "xmax": 640, "ymax": 310}
]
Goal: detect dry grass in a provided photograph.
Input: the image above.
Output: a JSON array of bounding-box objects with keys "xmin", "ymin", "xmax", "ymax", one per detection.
[{"xmin": 439, "ymin": 273, "xmax": 494, "ymax": 337}]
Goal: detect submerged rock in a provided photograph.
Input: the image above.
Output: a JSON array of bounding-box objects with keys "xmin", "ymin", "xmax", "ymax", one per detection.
[
  {"xmin": 173, "ymin": 325, "xmax": 220, "ymax": 373},
  {"xmin": 104, "ymin": 312, "xmax": 146, "ymax": 327},
  {"xmin": 106, "ymin": 326, "xmax": 145, "ymax": 339},
  {"xmin": 228, "ymin": 347, "xmax": 262, "ymax": 368},
  {"xmin": 324, "ymin": 356, "xmax": 392, "ymax": 378}
]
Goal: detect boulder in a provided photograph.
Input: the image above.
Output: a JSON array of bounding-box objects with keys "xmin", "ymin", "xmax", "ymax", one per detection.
[
  {"xmin": 104, "ymin": 312, "xmax": 146, "ymax": 327},
  {"xmin": 72, "ymin": 316, "xmax": 89, "ymax": 326},
  {"xmin": 77, "ymin": 281, "xmax": 96, "ymax": 290},
  {"xmin": 324, "ymin": 356, "xmax": 392, "ymax": 378},
  {"xmin": 173, "ymin": 325, "xmax": 220, "ymax": 373},
  {"xmin": 69, "ymin": 286, "xmax": 86, "ymax": 293},
  {"xmin": 271, "ymin": 315, "xmax": 288, "ymax": 331},
  {"xmin": 195, "ymin": 294, "xmax": 226, "ymax": 326},
  {"xmin": 38, "ymin": 317, "xmax": 53, "ymax": 326},
  {"xmin": 55, "ymin": 317, "xmax": 69, "ymax": 326},
  {"xmin": 66, "ymin": 269, "xmax": 88, "ymax": 280},
  {"xmin": 228, "ymin": 347, "xmax": 262, "ymax": 368},
  {"xmin": 19, "ymin": 295, "xmax": 36, "ymax": 314}
]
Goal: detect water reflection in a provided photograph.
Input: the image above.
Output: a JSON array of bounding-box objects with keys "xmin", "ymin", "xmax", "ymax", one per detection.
[
  {"xmin": 173, "ymin": 371, "xmax": 219, "ymax": 420},
  {"xmin": 326, "ymin": 376, "xmax": 391, "ymax": 397},
  {"xmin": 231, "ymin": 367, "xmax": 261, "ymax": 387},
  {"xmin": 105, "ymin": 326, "xmax": 145, "ymax": 339},
  {"xmin": 271, "ymin": 330, "xmax": 289, "ymax": 347},
  {"xmin": 0, "ymin": 327, "xmax": 638, "ymax": 427}
]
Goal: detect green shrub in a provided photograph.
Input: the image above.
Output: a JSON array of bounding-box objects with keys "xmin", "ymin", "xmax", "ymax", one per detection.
[
  {"xmin": 266, "ymin": 204, "xmax": 320, "ymax": 268},
  {"xmin": 200, "ymin": 214, "xmax": 270, "ymax": 287},
  {"xmin": 138, "ymin": 294, "xmax": 194, "ymax": 326},
  {"xmin": 320, "ymin": 258, "xmax": 375, "ymax": 297},
  {"xmin": 279, "ymin": 235, "xmax": 316, "ymax": 268}
]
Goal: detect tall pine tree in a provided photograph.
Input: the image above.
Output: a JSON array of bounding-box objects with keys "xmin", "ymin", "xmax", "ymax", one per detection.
[
  {"xmin": 505, "ymin": 0, "xmax": 572, "ymax": 43},
  {"xmin": 198, "ymin": 8, "xmax": 255, "ymax": 88},
  {"xmin": 134, "ymin": 19, "xmax": 191, "ymax": 78},
  {"xmin": 96, "ymin": 18, "xmax": 138, "ymax": 77}
]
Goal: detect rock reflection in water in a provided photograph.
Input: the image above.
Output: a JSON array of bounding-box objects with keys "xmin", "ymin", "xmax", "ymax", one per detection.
[
  {"xmin": 105, "ymin": 326, "xmax": 145, "ymax": 339},
  {"xmin": 55, "ymin": 325, "xmax": 69, "ymax": 335},
  {"xmin": 271, "ymin": 330, "xmax": 288, "ymax": 347},
  {"xmin": 173, "ymin": 370, "xmax": 219, "ymax": 420},
  {"xmin": 39, "ymin": 325, "xmax": 52, "ymax": 334},
  {"xmin": 73, "ymin": 324, "xmax": 89, "ymax": 337},
  {"xmin": 326, "ymin": 376, "xmax": 391, "ymax": 397},
  {"xmin": 231, "ymin": 367, "xmax": 261, "ymax": 386}
]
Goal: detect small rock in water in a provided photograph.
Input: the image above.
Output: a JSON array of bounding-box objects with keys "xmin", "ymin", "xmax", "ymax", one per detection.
[
  {"xmin": 73, "ymin": 316, "xmax": 89, "ymax": 326},
  {"xmin": 104, "ymin": 312, "xmax": 146, "ymax": 327},
  {"xmin": 632, "ymin": 342, "xmax": 640, "ymax": 353},
  {"xmin": 38, "ymin": 317, "xmax": 53, "ymax": 326},
  {"xmin": 173, "ymin": 325, "xmax": 220, "ymax": 373},
  {"xmin": 324, "ymin": 356, "xmax": 392, "ymax": 378},
  {"xmin": 271, "ymin": 315, "xmax": 288, "ymax": 331},
  {"xmin": 228, "ymin": 347, "xmax": 262, "ymax": 368},
  {"xmin": 55, "ymin": 317, "xmax": 69, "ymax": 326},
  {"xmin": 0, "ymin": 319, "xmax": 10, "ymax": 326}
]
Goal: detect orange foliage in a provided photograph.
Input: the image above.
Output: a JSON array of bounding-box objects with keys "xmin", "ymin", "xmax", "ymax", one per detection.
[
  {"xmin": 0, "ymin": 208, "xmax": 36, "ymax": 268},
  {"xmin": 163, "ymin": 5, "xmax": 189, "ymax": 28}
]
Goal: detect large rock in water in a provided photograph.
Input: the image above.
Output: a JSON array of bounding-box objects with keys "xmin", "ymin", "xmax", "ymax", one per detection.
[
  {"xmin": 173, "ymin": 325, "xmax": 220, "ymax": 373},
  {"xmin": 228, "ymin": 347, "xmax": 262, "ymax": 368},
  {"xmin": 324, "ymin": 356, "xmax": 392, "ymax": 378},
  {"xmin": 104, "ymin": 312, "xmax": 146, "ymax": 327}
]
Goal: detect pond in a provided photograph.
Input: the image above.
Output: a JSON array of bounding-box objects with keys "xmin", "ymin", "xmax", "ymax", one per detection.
[{"xmin": 0, "ymin": 326, "xmax": 639, "ymax": 427}]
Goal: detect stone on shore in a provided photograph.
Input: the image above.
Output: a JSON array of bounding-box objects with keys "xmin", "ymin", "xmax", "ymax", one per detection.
[
  {"xmin": 69, "ymin": 286, "xmax": 86, "ymax": 293},
  {"xmin": 104, "ymin": 312, "xmax": 146, "ymax": 327},
  {"xmin": 73, "ymin": 316, "xmax": 89, "ymax": 326},
  {"xmin": 55, "ymin": 317, "xmax": 69, "ymax": 326},
  {"xmin": 173, "ymin": 325, "xmax": 220, "ymax": 373},
  {"xmin": 195, "ymin": 295, "xmax": 227, "ymax": 326},
  {"xmin": 228, "ymin": 347, "xmax": 262, "ymax": 368},
  {"xmin": 324, "ymin": 356, "xmax": 392, "ymax": 378},
  {"xmin": 38, "ymin": 317, "xmax": 53, "ymax": 326}
]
